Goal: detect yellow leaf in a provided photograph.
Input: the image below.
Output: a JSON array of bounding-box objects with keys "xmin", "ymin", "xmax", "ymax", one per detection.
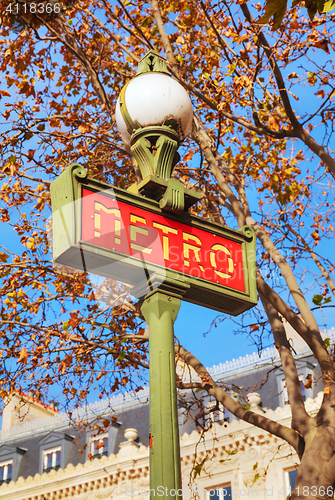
[{"xmin": 311, "ymin": 230, "xmax": 321, "ymax": 242}]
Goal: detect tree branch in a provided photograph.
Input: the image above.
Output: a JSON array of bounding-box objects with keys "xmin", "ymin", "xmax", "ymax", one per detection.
[
  {"xmin": 149, "ymin": 0, "xmax": 179, "ymax": 72},
  {"xmin": 38, "ymin": 15, "xmax": 113, "ymax": 115},
  {"xmin": 79, "ymin": 8, "xmax": 140, "ymax": 64},
  {"xmin": 246, "ymin": 215, "xmax": 320, "ymax": 334},
  {"xmin": 240, "ymin": 3, "xmax": 299, "ymax": 128},
  {"xmin": 176, "ymin": 343, "xmax": 303, "ymax": 456},
  {"xmin": 240, "ymin": 3, "xmax": 335, "ymax": 180},
  {"xmin": 284, "ymin": 221, "xmax": 335, "ymax": 296},
  {"xmin": 260, "ymin": 293, "xmax": 313, "ymax": 439},
  {"xmin": 115, "ymin": 0, "xmax": 154, "ymax": 49},
  {"xmin": 256, "ymin": 272, "xmax": 335, "ymax": 386},
  {"xmin": 191, "ymin": 116, "xmax": 247, "ymax": 228}
]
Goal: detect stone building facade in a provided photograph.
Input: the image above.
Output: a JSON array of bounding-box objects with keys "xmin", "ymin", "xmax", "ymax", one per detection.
[{"xmin": 0, "ymin": 324, "xmax": 332, "ymax": 500}]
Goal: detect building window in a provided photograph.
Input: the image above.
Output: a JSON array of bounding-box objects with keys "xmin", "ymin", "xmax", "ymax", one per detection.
[
  {"xmin": 90, "ymin": 433, "xmax": 108, "ymax": 458},
  {"xmin": 207, "ymin": 401, "xmax": 226, "ymax": 424},
  {"xmin": 206, "ymin": 485, "xmax": 232, "ymax": 500},
  {"xmin": 0, "ymin": 460, "xmax": 12, "ymax": 485},
  {"xmin": 285, "ymin": 468, "xmax": 297, "ymax": 496},
  {"xmin": 43, "ymin": 447, "xmax": 61, "ymax": 472}
]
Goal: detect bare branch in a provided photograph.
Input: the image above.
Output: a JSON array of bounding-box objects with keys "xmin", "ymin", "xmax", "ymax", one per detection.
[
  {"xmin": 176, "ymin": 343, "xmax": 304, "ymax": 456},
  {"xmin": 256, "ymin": 272, "xmax": 334, "ymax": 386},
  {"xmin": 246, "ymin": 215, "xmax": 320, "ymax": 333},
  {"xmin": 284, "ymin": 222, "xmax": 335, "ymax": 296},
  {"xmin": 240, "ymin": 3, "xmax": 335, "ymax": 179},
  {"xmin": 149, "ymin": 0, "xmax": 178, "ymax": 72},
  {"xmin": 79, "ymin": 8, "xmax": 140, "ymax": 63}
]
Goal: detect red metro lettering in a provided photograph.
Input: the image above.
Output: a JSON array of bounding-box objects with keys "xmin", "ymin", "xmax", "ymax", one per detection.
[{"xmin": 81, "ymin": 189, "xmax": 245, "ymax": 293}]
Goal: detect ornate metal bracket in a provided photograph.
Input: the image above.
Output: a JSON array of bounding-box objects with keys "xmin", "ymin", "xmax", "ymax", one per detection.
[{"xmin": 130, "ymin": 126, "xmax": 179, "ymax": 180}]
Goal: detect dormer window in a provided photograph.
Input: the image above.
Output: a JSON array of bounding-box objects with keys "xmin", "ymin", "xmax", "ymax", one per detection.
[
  {"xmin": 90, "ymin": 433, "xmax": 108, "ymax": 458},
  {"xmin": 207, "ymin": 400, "xmax": 226, "ymax": 424},
  {"xmin": 43, "ymin": 446, "xmax": 61, "ymax": 473},
  {"xmin": 38, "ymin": 431, "xmax": 73, "ymax": 475},
  {"xmin": 86, "ymin": 419, "xmax": 121, "ymax": 460},
  {"xmin": 0, "ymin": 459, "xmax": 12, "ymax": 485},
  {"xmin": 276, "ymin": 359, "xmax": 316, "ymax": 407},
  {"xmin": 0, "ymin": 445, "xmax": 25, "ymax": 483}
]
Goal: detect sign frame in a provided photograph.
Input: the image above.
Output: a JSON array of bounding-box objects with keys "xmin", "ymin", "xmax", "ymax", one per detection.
[{"xmin": 51, "ymin": 164, "xmax": 257, "ymax": 315}]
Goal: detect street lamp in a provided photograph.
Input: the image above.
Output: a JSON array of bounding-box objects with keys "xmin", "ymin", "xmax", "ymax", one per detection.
[
  {"xmin": 115, "ymin": 55, "xmax": 193, "ymax": 144},
  {"xmin": 115, "ymin": 50, "xmax": 199, "ymax": 214},
  {"xmin": 115, "ymin": 50, "xmax": 196, "ymax": 500},
  {"xmin": 50, "ymin": 49, "xmax": 257, "ymax": 500}
]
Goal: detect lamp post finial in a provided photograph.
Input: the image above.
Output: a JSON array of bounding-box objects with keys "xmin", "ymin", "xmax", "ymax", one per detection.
[{"xmin": 137, "ymin": 50, "xmax": 169, "ymax": 75}]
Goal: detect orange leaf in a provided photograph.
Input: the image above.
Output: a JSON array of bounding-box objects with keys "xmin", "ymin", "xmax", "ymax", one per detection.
[
  {"xmin": 268, "ymin": 116, "xmax": 280, "ymax": 131},
  {"xmin": 313, "ymin": 39, "xmax": 330, "ymax": 54},
  {"xmin": 290, "ymin": 19, "xmax": 299, "ymax": 30},
  {"xmin": 59, "ymin": 361, "xmax": 66, "ymax": 375},
  {"xmin": 96, "ymin": 371, "xmax": 105, "ymax": 381},
  {"xmin": 78, "ymin": 124, "xmax": 89, "ymax": 133},
  {"xmin": 18, "ymin": 347, "xmax": 28, "ymax": 364},
  {"xmin": 0, "ymin": 252, "xmax": 9, "ymax": 262},
  {"xmin": 68, "ymin": 312, "xmax": 80, "ymax": 327},
  {"xmin": 64, "ymin": 354, "xmax": 72, "ymax": 367},
  {"xmin": 303, "ymin": 374, "xmax": 312, "ymax": 389},
  {"xmin": 315, "ymin": 89, "xmax": 325, "ymax": 99},
  {"xmin": 183, "ymin": 151, "xmax": 194, "ymax": 162}
]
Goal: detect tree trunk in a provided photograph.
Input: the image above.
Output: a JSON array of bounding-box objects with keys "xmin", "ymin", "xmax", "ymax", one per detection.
[{"xmin": 291, "ymin": 424, "xmax": 335, "ymax": 500}]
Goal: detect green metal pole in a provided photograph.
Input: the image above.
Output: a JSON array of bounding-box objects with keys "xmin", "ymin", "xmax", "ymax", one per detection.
[{"xmin": 141, "ymin": 290, "xmax": 182, "ymax": 500}]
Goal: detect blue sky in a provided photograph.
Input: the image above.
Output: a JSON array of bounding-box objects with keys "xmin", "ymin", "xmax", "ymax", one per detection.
[{"xmin": 175, "ymin": 301, "xmax": 259, "ymax": 366}]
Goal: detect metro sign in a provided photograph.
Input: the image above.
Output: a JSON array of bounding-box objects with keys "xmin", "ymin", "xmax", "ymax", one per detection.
[{"xmin": 51, "ymin": 165, "xmax": 257, "ymax": 315}]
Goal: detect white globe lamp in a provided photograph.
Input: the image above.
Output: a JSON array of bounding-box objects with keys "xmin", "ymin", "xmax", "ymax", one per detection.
[{"xmin": 115, "ymin": 50, "xmax": 199, "ymax": 214}]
